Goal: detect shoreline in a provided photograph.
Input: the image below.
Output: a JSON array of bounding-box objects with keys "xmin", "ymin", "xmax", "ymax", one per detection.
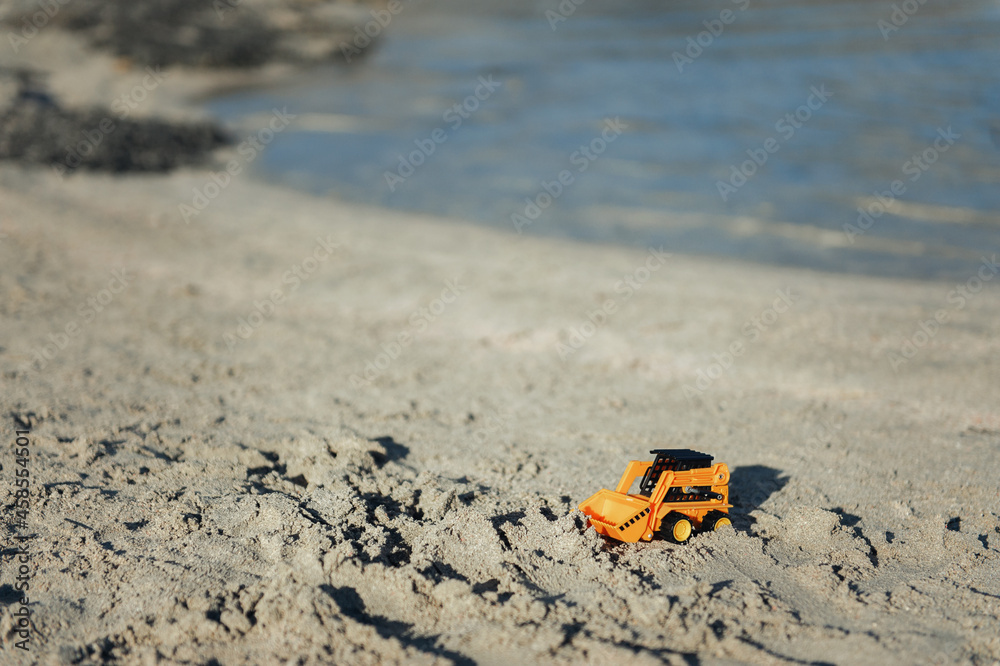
[{"xmin": 4, "ymin": 19, "xmax": 992, "ymax": 282}]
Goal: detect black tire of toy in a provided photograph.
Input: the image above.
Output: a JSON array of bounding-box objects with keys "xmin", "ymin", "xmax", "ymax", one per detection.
[
  {"xmin": 659, "ymin": 512, "xmax": 693, "ymax": 544},
  {"xmin": 702, "ymin": 510, "xmax": 732, "ymax": 531}
]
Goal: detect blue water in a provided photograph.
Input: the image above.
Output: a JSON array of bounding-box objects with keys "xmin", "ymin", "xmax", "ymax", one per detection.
[{"xmin": 207, "ymin": 0, "xmax": 1000, "ymax": 279}]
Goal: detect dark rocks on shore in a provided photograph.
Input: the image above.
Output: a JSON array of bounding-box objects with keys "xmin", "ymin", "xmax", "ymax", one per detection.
[
  {"xmin": 1, "ymin": 0, "xmax": 373, "ymax": 68},
  {"xmin": 0, "ymin": 0, "xmax": 375, "ymax": 172},
  {"xmin": 41, "ymin": 0, "xmax": 278, "ymax": 68},
  {"xmin": 0, "ymin": 73, "xmax": 230, "ymax": 173}
]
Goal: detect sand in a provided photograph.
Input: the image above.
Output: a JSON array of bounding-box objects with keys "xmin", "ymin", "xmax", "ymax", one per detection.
[{"xmin": 2, "ymin": 18, "xmax": 1000, "ymax": 666}]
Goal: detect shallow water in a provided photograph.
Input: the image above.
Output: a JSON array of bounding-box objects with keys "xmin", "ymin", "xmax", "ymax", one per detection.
[{"xmin": 207, "ymin": 0, "xmax": 1000, "ymax": 279}]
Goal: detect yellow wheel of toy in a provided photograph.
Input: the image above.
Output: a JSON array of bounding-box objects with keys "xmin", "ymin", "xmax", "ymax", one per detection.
[
  {"xmin": 661, "ymin": 513, "xmax": 693, "ymax": 544},
  {"xmin": 702, "ymin": 510, "xmax": 732, "ymax": 532},
  {"xmin": 673, "ymin": 518, "xmax": 692, "ymax": 542}
]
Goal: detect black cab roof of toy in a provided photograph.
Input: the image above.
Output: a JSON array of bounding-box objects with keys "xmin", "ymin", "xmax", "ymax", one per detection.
[
  {"xmin": 639, "ymin": 449, "xmax": 715, "ymax": 495},
  {"xmin": 648, "ymin": 449, "xmax": 714, "ymax": 466}
]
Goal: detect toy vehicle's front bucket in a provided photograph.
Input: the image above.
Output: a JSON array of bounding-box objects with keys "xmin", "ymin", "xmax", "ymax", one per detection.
[{"xmin": 578, "ymin": 489, "xmax": 653, "ymax": 543}]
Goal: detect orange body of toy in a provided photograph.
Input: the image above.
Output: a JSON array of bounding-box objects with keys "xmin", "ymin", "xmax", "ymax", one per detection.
[{"xmin": 578, "ymin": 449, "xmax": 731, "ymax": 544}]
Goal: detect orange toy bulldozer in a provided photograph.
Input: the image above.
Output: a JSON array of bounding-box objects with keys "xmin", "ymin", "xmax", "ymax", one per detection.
[{"xmin": 578, "ymin": 449, "xmax": 731, "ymax": 544}]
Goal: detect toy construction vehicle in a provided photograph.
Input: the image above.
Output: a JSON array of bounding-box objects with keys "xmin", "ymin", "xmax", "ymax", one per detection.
[{"xmin": 578, "ymin": 449, "xmax": 731, "ymax": 544}]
